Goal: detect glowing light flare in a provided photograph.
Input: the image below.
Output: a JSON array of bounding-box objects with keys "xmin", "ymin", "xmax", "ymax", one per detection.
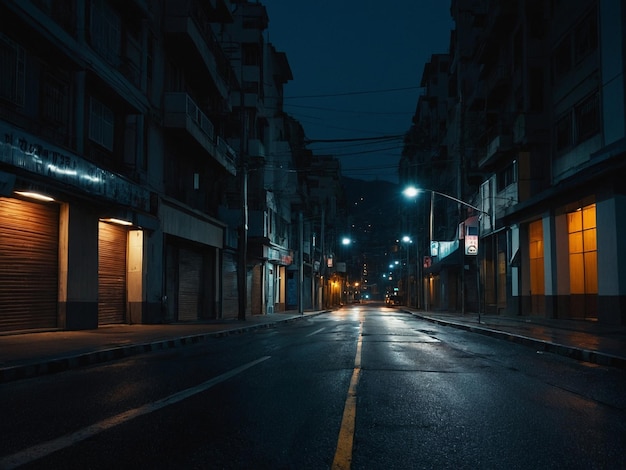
[
  {"xmin": 47, "ymin": 164, "xmax": 78, "ymax": 177},
  {"xmin": 402, "ymin": 186, "xmax": 420, "ymax": 198},
  {"xmin": 101, "ymin": 218, "xmax": 133, "ymax": 226},
  {"xmin": 14, "ymin": 191, "xmax": 55, "ymax": 202}
]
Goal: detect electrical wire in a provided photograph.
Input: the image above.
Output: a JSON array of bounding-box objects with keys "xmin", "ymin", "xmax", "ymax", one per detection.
[
  {"xmin": 305, "ymin": 134, "xmax": 404, "ymax": 144},
  {"xmin": 284, "ymin": 103, "xmax": 414, "ymax": 116},
  {"xmin": 284, "ymin": 86, "xmax": 423, "ymax": 99}
]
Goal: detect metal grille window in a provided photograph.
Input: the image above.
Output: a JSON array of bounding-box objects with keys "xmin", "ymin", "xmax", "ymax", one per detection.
[
  {"xmin": 0, "ymin": 33, "xmax": 25, "ymax": 106},
  {"xmin": 497, "ymin": 161, "xmax": 517, "ymax": 192},
  {"xmin": 552, "ymin": 7, "xmax": 598, "ymax": 84},
  {"xmin": 555, "ymin": 111, "xmax": 573, "ymax": 152},
  {"xmin": 89, "ymin": 97, "xmax": 114, "ymax": 150},
  {"xmin": 41, "ymin": 74, "xmax": 69, "ymax": 124},
  {"xmin": 575, "ymin": 93, "xmax": 600, "ymax": 143},
  {"xmin": 89, "ymin": 0, "xmax": 121, "ymax": 66},
  {"xmin": 552, "ymin": 38, "xmax": 572, "ymax": 82},
  {"xmin": 574, "ymin": 9, "xmax": 598, "ymax": 64}
]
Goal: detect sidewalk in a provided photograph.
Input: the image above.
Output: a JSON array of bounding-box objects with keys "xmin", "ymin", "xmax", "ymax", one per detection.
[
  {"xmin": 405, "ymin": 309, "xmax": 626, "ymax": 370},
  {"xmin": 0, "ymin": 311, "xmax": 326, "ymax": 384},
  {"xmin": 1, "ymin": 307, "xmax": 625, "ymax": 384}
]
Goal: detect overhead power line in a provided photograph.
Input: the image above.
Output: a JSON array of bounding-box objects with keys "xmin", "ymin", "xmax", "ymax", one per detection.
[
  {"xmin": 305, "ymin": 134, "xmax": 404, "ymax": 144},
  {"xmin": 284, "ymin": 103, "xmax": 414, "ymax": 116},
  {"xmin": 285, "ymin": 86, "xmax": 422, "ymax": 99}
]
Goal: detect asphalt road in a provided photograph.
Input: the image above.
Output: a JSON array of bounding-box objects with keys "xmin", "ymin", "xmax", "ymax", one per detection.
[{"xmin": 1, "ymin": 304, "xmax": 625, "ymax": 469}]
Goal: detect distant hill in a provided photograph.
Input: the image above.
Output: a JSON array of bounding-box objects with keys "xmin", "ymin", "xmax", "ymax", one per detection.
[{"xmin": 341, "ymin": 176, "xmax": 400, "ymax": 229}]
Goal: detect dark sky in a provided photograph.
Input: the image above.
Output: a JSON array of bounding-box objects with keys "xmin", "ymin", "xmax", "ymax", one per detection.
[{"xmin": 262, "ymin": 1, "xmax": 454, "ymax": 183}]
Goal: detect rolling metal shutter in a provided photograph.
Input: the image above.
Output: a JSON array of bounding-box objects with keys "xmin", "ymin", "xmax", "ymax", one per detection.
[
  {"xmin": 178, "ymin": 247, "xmax": 200, "ymax": 321},
  {"xmin": 0, "ymin": 197, "xmax": 59, "ymax": 332},
  {"xmin": 98, "ymin": 222, "xmax": 127, "ymax": 324},
  {"xmin": 221, "ymin": 251, "xmax": 238, "ymax": 319}
]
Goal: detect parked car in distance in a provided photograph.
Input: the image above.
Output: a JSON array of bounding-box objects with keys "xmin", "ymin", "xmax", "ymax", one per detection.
[{"xmin": 385, "ymin": 294, "xmax": 402, "ymax": 306}]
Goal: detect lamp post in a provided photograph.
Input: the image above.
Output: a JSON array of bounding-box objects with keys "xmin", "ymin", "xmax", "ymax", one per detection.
[
  {"xmin": 402, "ymin": 236, "xmax": 412, "ymax": 307},
  {"xmin": 341, "ymin": 237, "xmax": 352, "ymax": 305},
  {"xmin": 402, "ymin": 185, "xmax": 489, "ymax": 317}
]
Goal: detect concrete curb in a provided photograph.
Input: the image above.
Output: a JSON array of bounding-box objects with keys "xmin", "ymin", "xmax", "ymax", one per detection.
[
  {"xmin": 408, "ymin": 311, "xmax": 626, "ymax": 370},
  {"xmin": 0, "ymin": 312, "xmax": 325, "ymax": 384}
]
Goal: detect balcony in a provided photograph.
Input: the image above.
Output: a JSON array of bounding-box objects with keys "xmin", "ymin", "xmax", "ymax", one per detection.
[
  {"xmin": 484, "ymin": 64, "xmax": 509, "ymax": 103},
  {"xmin": 247, "ymin": 139, "xmax": 266, "ymax": 158},
  {"xmin": 164, "ymin": 0, "xmax": 232, "ymax": 98},
  {"xmin": 479, "ymin": 133, "xmax": 513, "ymax": 169},
  {"xmin": 163, "ymin": 92, "xmax": 237, "ymax": 175}
]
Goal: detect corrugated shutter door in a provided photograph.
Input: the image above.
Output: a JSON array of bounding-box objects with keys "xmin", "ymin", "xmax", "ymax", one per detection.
[
  {"xmin": 222, "ymin": 251, "xmax": 238, "ymax": 319},
  {"xmin": 178, "ymin": 248, "xmax": 200, "ymax": 321},
  {"xmin": 98, "ymin": 222, "xmax": 127, "ymax": 324},
  {"xmin": 0, "ymin": 197, "xmax": 59, "ymax": 332}
]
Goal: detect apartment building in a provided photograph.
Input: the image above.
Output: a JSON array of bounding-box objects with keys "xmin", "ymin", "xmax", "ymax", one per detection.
[
  {"xmin": 216, "ymin": 0, "xmax": 297, "ymax": 317},
  {"xmin": 404, "ymin": 0, "xmax": 626, "ymax": 325},
  {"xmin": 0, "ymin": 0, "xmax": 240, "ymax": 331},
  {"xmin": 0, "ymin": 0, "xmax": 320, "ymax": 333}
]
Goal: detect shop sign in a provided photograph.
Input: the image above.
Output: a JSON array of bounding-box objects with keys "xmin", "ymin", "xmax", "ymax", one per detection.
[{"xmin": 1, "ymin": 123, "xmax": 149, "ymax": 211}]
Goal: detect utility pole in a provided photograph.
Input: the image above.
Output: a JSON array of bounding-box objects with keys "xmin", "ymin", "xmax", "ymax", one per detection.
[
  {"xmin": 320, "ymin": 206, "xmax": 325, "ymax": 309},
  {"xmin": 237, "ymin": 159, "xmax": 248, "ymax": 321},
  {"xmin": 237, "ymin": 47, "xmax": 247, "ymax": 322},
  {"xmin": 298, "ymin": 211, "xmax": 304, "ymax": 314}
]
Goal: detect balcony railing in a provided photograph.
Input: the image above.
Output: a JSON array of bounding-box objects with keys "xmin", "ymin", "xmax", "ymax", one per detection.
[
  {"xmin": 164, "ymin": 0, "xmax": 235, "ymax": 95},
  {"xmin": 480, "ymin": 134, "xmax": 513, "ymax": 169},
  {"xmin": 163, "ymin": 92, "xmax": 236, "ymax": 174},
  {"xmin": 247, "ymin": 139, "xmax": 265, "ymax": 158}
]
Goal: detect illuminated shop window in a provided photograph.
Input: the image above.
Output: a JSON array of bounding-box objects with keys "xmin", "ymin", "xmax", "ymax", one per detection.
[{"xmin": 568, "ymin": 204, "xmax": 597, "ymax": 295}]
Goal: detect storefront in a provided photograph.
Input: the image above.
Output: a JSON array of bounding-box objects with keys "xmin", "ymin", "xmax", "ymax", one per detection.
[
  {"xmin": 0, "ymin": 123, "xmax": 153, "ymax": 332},
  {"xmin": 160, "ymin": 199, "xmax": 223, "ymax": 322},
  {"xmin": 0, "ymin": 196, "xmax": 59, "ymax": 332}
]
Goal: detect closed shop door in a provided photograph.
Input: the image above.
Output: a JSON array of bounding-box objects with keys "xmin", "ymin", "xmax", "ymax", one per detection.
[
  {"xmin": 222, "ymin": 251, "xmax": 238, "ymax": 319},
  {"xmin": 98, "ymin": 222, "xmax": 127, "ymax": 324},
  {"xmin": 0, "ymin": 197, "xmax": 59, "ymax": 332},
  {"xmin": 178, "ymin": 247, "xmax": 201, "ymax": 321}
]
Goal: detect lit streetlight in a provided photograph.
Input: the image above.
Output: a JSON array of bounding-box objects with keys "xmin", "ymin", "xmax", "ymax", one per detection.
[{"xmin": 403, "ymin": 185, "xmax": 488, "ymax": 315}]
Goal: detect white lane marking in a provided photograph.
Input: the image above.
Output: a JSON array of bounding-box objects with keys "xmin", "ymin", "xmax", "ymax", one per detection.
[
  {"xmin": 0, "ymin": 356, "xmax": 271, "ymax": 470},
  {"xmin": 306, "ymin": 327, "xmax": 326, "ymax": 337}
]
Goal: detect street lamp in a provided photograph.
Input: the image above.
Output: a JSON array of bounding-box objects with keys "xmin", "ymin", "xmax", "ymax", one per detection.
[
  {"xmin": 339, "ymin": 237, "xmax": 353, "ymax": 305},
  {"xmin": 402, "ymin": 186, "xmax": 486, "ymax": 247},
  {"xmin": 403, "ymin": 185, "xmax": 489, "ymax": 316},
  {"xmin": 401, "ymin": 236, "xmax": 412, "ymax": 307}
]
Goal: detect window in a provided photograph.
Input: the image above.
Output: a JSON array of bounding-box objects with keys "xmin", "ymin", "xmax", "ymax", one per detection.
[
  {"xmin": 90, "ymin": 0, "xmax": 121, "ymax": 66},
  {"xmin": 0, "ymin": 33, "xmax": 25, "ymax": 106},
  {"xmin": 497, "ymin": 161, "xmax": 517, "ymax": 191},
  {"xmin": 555, "ymin": 92, "xmax": 599, "ymax": 153},
  {"xmin": 568, "ymin": 203, "xmax": 597, "ymax": 295},
  {"xmin": 529, "ymin": 219, "xmax": 544, "ymax": 296},
  {"xmin": 551, "ymin": 7, "xmax": 598, "ymax": 84},
  {"xmin": 574, "ymin": 10, "xmax": 598, "ymax": 64},
  {"xmin": 552, "ymin": 37, "xmax": 572, "ymax": 82},
  {"xmin": 242, "ymin": 43, "xmax": 260, "ymax": 66},
  {"xmin": 242, "ymin": 81, "xmax": 259, "ymax": 93},
  {"xmin": 89, "ymin": 98, "xmax": 114, "ymax": 151},
  {"xmin": 529, "ymin": 67, "xmax": 544, "ymax": 112},
  {"xmin": 555, "ymin": 111, "xmax": 573, "ymax": 152},
  {"xmin": 575, "ymin": 93, "xmax": 599, "ymax": 143},
  {"xmin": 41, "ymin": 74, "xmax": 69, "ymax": 124},
  {"xmin": 32, "ymin": 0, "xmax": 75, "ymax": 32}
]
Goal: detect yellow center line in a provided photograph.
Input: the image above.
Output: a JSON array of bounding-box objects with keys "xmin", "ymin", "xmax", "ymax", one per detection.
[{"xmin": 332, "ymin": 320, "xmax": 363, "ymax": 469}]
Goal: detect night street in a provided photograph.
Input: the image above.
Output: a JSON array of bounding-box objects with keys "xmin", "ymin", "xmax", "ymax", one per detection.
[{"xmin": 1, "ymin": 304, "xmax": 625, "ymax": 469}]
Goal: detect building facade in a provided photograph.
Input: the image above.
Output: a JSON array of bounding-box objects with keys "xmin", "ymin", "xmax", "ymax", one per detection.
[
  {"xmin": 402, "ymin": 0, "xmax": 626, "ymax": 325},
  {"xmin": 0, "ymin": 0, "xmax": 331, "ymax": 333}
]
